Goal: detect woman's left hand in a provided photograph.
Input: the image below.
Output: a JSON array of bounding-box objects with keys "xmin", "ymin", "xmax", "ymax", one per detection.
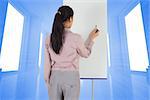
[{"xmin": 45, "ymin": 77, "xmax": 50, "ymax": 87}]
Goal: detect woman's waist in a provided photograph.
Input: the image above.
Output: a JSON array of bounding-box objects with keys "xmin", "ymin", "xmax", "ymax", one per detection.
[
  {"xmin": 52, "ymin": 66, "xmax": 79, "ymax": 71},
  {"xmin": 52, "ymin": 65, "xmax": 79, "ymax": 71}
]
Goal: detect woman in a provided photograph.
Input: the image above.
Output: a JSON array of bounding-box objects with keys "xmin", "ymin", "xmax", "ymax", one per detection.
[{"xmin": 44, "ymin": 5, "xmax": 99, "ymax": 100}]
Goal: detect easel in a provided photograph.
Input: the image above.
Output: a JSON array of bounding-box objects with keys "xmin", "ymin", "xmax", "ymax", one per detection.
[{"xmin": 92, "ymin": 79, "xmax": 94, "ymax": 100}]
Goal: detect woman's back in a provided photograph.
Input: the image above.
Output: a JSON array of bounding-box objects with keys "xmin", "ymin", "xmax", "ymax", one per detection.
[{"xmin": 46, "ymin": 28, "xmax": 93, "ymax": 71}]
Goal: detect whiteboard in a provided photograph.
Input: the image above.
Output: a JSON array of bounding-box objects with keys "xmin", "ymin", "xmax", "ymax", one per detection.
[{"xmin": 63, "ymin": 0, "xmax": 108, "ymax": 79}]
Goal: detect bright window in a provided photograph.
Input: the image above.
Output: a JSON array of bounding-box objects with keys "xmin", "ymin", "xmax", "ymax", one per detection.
[
  {"xmin": 38, "ymin": 33, "xmax": 43, "ymax": 67},
  {"xmin": 0, "ymin": 3, "xmax": 24, "ymax": 72},
  {"xmin": 107, "ymin": 34, "xmax": 111, "ymax": 67},
  {"xmin": 125, "ymin": 3, "xmax": 149, "ymax": 72}
]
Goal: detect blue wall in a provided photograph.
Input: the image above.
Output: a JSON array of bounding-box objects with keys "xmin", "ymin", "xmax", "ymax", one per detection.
[
  {"xmin": 141, "ymin": 0, "xmax": 150, "ymax": 65},
  {"xmin": 108, "ymin": 1, "xmax": 133, "ymax": 99},
  {"xmin": 108, "ymin": 0, "xmax": 150, "ymax": 67},
  {"xmin": 108, "ymin": 0, "xmax": 150, "ymax": 99}
]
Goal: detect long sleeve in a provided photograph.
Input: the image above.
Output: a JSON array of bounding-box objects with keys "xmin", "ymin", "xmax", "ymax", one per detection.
[
  {"xmin": 44, "ymin": 36, "xmax": 51, "ymax": 85},
  {"xmin": 76, "ymin": 34, "xmax": 94, "ymax": 58}
]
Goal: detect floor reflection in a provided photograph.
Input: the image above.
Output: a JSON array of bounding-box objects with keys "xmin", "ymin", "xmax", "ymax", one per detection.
[{"xmin": 0, "ymin": 67, "xmax": 149, "ymax": 100}]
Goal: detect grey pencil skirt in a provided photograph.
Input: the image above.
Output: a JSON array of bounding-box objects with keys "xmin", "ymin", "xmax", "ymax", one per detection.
[{"xmin": 47, "ymin": 70, "xmax": 80, "ymax": 100}]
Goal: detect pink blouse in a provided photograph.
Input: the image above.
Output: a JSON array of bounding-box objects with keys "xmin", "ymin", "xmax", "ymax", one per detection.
[{"xmin": 44, "ymin": 29, "xmax": 94, "ymax": 79}]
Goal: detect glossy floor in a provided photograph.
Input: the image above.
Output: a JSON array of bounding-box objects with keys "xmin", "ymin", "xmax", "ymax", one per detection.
[{"xmin": 0, "ymin": 67, "xmax": 150, "ymax": 100}]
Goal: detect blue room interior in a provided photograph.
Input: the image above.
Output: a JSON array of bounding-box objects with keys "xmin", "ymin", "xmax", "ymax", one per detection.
[{"xmin": 0, "ymin": 0, "xmax": 150, "ymax": 100}]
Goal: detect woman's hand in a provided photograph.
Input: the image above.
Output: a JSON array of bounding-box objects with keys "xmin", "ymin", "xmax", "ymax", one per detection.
[{"xmin": 89, "ymin": 26, "xmax": 100, "ymax": 41}]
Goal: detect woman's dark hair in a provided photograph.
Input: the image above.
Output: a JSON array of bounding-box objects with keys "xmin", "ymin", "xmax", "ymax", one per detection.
[{"xmin": 51, "ymin": 6, "xmax": 74, "ymax": 54}]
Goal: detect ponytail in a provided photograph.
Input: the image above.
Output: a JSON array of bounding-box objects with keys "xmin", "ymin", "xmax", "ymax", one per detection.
[
  {"xmin": 50, "ymin": 6, "xmax": 74, "ymax": 54},
  {"xmin": 51, "ymin": 12, "xmax": 64, "ymax": 54}
]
